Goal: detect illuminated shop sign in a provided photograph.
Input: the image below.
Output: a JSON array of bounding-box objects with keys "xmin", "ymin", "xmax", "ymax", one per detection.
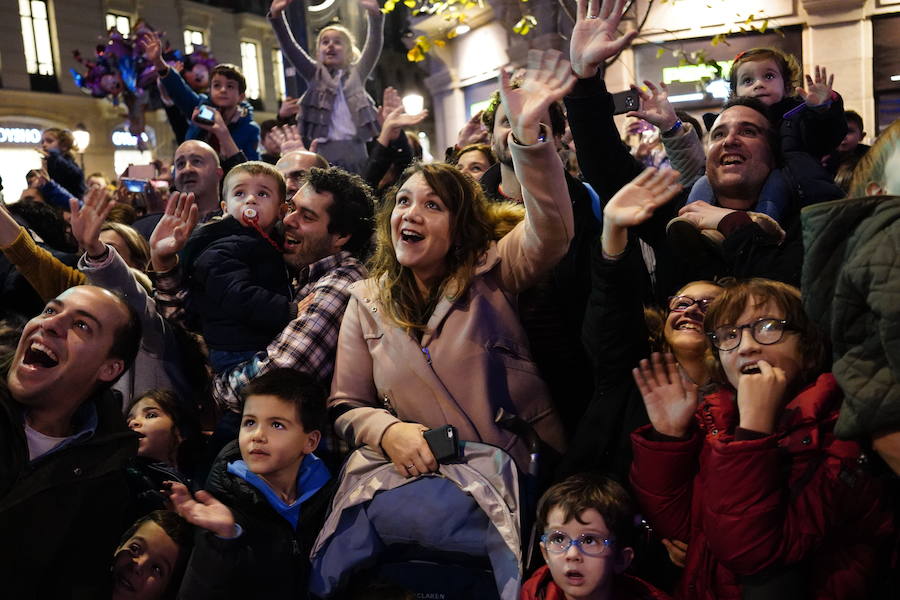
[
  {"xmin": 662, "ymin": 60, "xmax": 733, "ymax": 84},
  {"xmin": 112, "ymin": 130, "xmax": 150, "ymax": 147},
  {"xmin": 0, "ymin": 127, "xmax": 42, "ymax": 145}
]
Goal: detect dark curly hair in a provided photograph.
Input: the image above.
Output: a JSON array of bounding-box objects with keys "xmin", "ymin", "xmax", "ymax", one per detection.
[
  {"xmin": 536, "ymin": 473, "xmax": 637, "ymax": 549},
  {"xmin": 305, "ymin": 167, "xmax": 376, "ymax": 258}
]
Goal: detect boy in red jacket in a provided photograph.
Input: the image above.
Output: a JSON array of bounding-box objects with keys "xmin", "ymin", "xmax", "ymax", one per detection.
[
  {"xmin": 522, "ymin": 474, "xmax": 670, "ymax": 600},
  {"xmin": 630, "ymin": 279, "xmax": 894, "ymax": 599}
]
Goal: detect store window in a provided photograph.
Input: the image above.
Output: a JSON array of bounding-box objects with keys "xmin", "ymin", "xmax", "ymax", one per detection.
[
  {"xmin": 184, "ymin": 29, "xmax": 205, "ymax": 54},
  {"xmin": 873, "ymin": 15, "xmax": 900, "ymax": 134},
  {"xmin": 0, "ymin": 123, "xmax": 46, "ymax": 202},
  {"xmin": 632, "ymin": 27, "xmax": 802, "ymax": 114},
  {"xmin": 272, "ymin": 48, "xmax": 287, "ymax": 101},
  {"xmin": 19, "ymin": 0, "xmax": 58, "ymax": 92},
  {"xmin": 106, "ymin": 13, "xmax": 131, "ymax": 35},
  {"xmin": 240, "ymin": 41, "xmax": 262, "ymax": 100}
]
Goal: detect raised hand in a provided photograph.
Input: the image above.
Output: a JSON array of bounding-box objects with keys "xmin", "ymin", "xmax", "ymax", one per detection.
[
  {"xmin": 457, "ymin": 111, "xmax": 489, "ymax": 147},
  {"xmin": 627, "ymin": 80, "xmax": 679, "ymax": 131},
  {"xmin": 570, "ymin": 0, "xmax": 638, "ymax": 79},
  {"xmin": 633, "ymin": 352, "xmax": 699, "ymax": 438},
  {"xmin": 270, "ymin": 124, "xmax": 310, "ymax": 154},
  {"xmin": 796, "ymin": 65, "xmax": 834, "ymax": 107},
  {"xmin": 500, "ymin": 49, "xmax": 576, "ymax": 145},
  {"xmin": 270, "ymin": 0, "xmax": 297, "ymax": 18},
  {"xmin": 70, "ymin": 185, "xmax": 115, "ymax": 258},
  {"xmin": 278, "ymin": 96, "xmax": 300, "ymax": 119},
  {"xmin": 380, "ymin": 422, "xmax": 438, "ymax": 478},
  {"xmin": 604, "ymin": 167, "xmax": 682, "ymax": 228},
  {"xmin": 736, "ymin": 359, "xmax": 788, "ymax": 435},
  {"xmin": 168, "ymin": 482, "xmax": 237, "ymax": 538},
  {"xmin": 139, "ymin": 31, "xmax": 165, "ymax": 70},
  {"xmin": 150, "ymin": 191, "xmax": 198, "ymax": 272},
  {"xmin": 377, "ymin": 86, "xmax": 401, "ymax": 126},
  {"xmin": 379, "ymin": 104, "xmax": 429, "ymax": 145}
]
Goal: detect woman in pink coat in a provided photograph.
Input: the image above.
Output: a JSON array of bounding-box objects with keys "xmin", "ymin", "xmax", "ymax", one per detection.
[{"xmin": 328, "ymin": 50, "xmax": 576, "ymax": 474}]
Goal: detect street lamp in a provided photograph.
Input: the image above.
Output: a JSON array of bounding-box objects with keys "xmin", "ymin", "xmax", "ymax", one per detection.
[
  {"xmin": 72, "ymin": 123, "xmax": 90, "ymax": 170},
  {"xmin": 402, "ymin": 93, "xmax": 425, "ymax": 116}
]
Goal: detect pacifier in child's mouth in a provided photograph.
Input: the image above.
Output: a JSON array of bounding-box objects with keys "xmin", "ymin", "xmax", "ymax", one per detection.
[{"xmin": 241, "ymin": 206, "xmax": 258, "ymax": 224}]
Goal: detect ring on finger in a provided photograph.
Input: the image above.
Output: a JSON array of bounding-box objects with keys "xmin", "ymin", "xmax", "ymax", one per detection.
[
  {"xmin": 587, "ymin": 14, "xmax": 599, "ymax": 19},
  {"xmin": 405, "ymin": 464, "xmax": 415, "ymax": 470}
]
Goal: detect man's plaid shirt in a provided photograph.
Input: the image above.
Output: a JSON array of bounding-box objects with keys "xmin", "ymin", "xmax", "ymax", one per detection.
[
  {"xmin": 211, "ymin": 250, "xmax": 367, "ymax": 412},
  {"xmin": 153, "ymin": 250, "xmax": 366, "ymax": 412}
]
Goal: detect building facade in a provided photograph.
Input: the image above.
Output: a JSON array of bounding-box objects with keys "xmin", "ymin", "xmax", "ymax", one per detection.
[
  {"xmin": 0, "ymin": 0, "xmax": 313, "ymax": 201},
  {"xmin": 417, "ymin": 0, "xmax": 900, "ymax": 154}
]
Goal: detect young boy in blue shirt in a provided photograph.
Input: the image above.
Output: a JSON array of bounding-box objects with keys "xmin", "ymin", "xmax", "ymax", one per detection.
[
  {"xmin": 142, "ymin": 31, "xmax": 260, "ymax": 160},
  {"xmin": 168, "ymin": 368, "xmax": 333, "ymax": 598}
]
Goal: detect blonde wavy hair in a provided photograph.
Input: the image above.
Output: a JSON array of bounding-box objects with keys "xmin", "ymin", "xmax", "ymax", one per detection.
[
  {"xmin": 316, "ymin": 24, "xmax": 361, "ymax": 68},
  {"xmin": 848, "ymin": 118, "xmax": 900, "ymax": 197},
  {"xmin": 369, "ymin": 162, "xmax": 521, "ymax": 333}
]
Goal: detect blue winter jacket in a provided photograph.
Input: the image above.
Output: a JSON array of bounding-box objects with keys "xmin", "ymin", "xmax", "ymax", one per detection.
[{"xmin": 160, "ymin": 69, "xmax": 260, "ymax": 160}]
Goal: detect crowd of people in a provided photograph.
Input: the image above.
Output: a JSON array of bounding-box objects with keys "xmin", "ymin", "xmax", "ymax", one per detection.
[{"xmin": 0, "ymin": 0, "xmax": 898, "ymax": 598}]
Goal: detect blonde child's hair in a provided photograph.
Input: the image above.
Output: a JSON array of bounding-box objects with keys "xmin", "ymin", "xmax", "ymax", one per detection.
[
  {"xmin": 848, "ymin": 118, "xmax": 900, "ymax": 197},
  {"xmin": 222, "ymin": 160, "xmax": 287, "ymax": 204},
  {"xmin": 317, "ymin": 24, "xmax": 361, "ymax": 67}
]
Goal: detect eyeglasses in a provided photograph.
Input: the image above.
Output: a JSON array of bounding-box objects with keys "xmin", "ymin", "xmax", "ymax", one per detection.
[
  {"xmin": 668, "ymin": 295, "xmax": 714, "ymax": 314},
  {"xmin": 540, "ymin": 531, "xmax": 615, "ymax": 557},
  {"xmin": 708, "ymin": 318, "xmax": 795, "ymax": 351}
]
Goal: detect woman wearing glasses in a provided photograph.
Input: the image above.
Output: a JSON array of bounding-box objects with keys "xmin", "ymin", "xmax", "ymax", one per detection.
[
  {"xmin": 560, "ymin": 167, "xmax": 723, "ymax": 481},
  {"xmin": 630, "ymin": 279, "xmax": 893, "ymax": 600}
]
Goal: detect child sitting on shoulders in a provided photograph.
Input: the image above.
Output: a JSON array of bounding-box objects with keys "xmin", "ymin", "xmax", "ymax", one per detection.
[
  {"xmin": 168, "ymin": 368, "xmax": 333, "ymax": 599},
  {"xmin": 677, "ymin": 48, "xmax": 845, "ymax": 242},
  {"xmin": 143, "ymin": 31, "xmax": 260, "ymax": 160},
  {"xmin": 38, "ymin": 127, "xmax": 86, "ymax": 199},
  {"xmin": 182, "ymin": 161, "xmax": 293, "ymax": 373},
  {"xmin": 523, "ymin": 473, "xmax": 671, "ymax": 600}
]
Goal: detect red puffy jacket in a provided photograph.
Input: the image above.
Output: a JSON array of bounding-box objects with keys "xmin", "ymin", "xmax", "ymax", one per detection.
[
  {"xmin": 520, "ymin": 565, "xmax": 671, "ymax": 600},
  {"xmin": 630, "ymin": 374, "xmax": 894, "ymax": 600}
]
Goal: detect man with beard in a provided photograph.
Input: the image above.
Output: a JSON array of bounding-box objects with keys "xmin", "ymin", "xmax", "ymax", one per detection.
[
  {"xmin": 0, "ymin": 285, "xmax": 142, "ymax": 597},
  {"xmin": 151, "ymin": 167, "xmax": 374, "ymax": 438}
]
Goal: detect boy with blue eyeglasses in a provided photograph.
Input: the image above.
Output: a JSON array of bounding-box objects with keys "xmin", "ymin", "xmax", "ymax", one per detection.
[{"xmin": 522, "ymin": 474, "xmax": 670, "ymax": 600}]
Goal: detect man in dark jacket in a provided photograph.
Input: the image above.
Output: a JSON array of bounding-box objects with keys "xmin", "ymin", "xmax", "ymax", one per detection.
[
  {"xmin": 480, "ymin": 91, "xmax": 598, "ymax": 437},
  {"xmin": 565, "ymin": 3, "xmax": 843, "ymax": 294},
  {"xmin": 0, "ymin": 284, "xmax": 142, "ymax": 598}
]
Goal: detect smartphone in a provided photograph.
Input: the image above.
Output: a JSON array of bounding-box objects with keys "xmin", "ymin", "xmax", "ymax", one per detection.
[
  {"xmin": 121, "ymin": 178, "xmax": 148, "ymax": 193},
  {"xmin": 126, "ymin": 164, "xmax": 157, "ymax": 180},
  {"xmin": 612, "ymin": 89, "xmax": 640, "ymax": 115},
  {"xmin": 424, "ymin": 425, "xmax": 461, "ymax": 463},
  {"xmin": 195, "ymin": 105, "xmax": 217, "ymax": 126}
]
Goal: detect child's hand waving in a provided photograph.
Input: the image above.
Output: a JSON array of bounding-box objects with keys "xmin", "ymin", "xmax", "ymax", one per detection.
[
  {"xmin": 633, "ymin": 352, "xmax": 699, "ymax": 439},
  {"xmin": 797, "ymin": 65, "xmax": 834, "ymax": 108},
  {"xmin": 168, "ymin": 482, "xmax": 238, "ymax": 538}
]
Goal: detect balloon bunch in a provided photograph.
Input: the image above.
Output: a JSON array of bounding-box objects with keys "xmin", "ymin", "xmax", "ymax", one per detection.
[{"xmin": 69, "ymin": 20, "xmax": 217, "ymax": 144}]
